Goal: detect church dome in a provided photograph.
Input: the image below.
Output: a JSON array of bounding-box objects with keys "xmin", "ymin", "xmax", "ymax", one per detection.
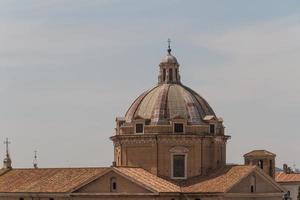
[
  {"xmin": 125, "ymin": 83, "xmax": 215, "ymax": 125},
  {"xmin": 124, "ymin": 42, "xmax": 218, "ymax": 126}
]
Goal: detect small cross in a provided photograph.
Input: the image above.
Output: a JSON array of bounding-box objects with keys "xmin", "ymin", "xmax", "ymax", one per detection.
[
  {"xmin": 4, "ymin": 138, "xmax": 10, "ymax": 155},
  {"xmin": 34, "ymin": 150, "xmax": 38, "ymax": 160},
  {"xmin": 33, "ymin": 150, "xmax": 38, "ymax": 168},
  {"xmin": 167, "ymin": 38, "xmax": 171, "ymax": 53}
]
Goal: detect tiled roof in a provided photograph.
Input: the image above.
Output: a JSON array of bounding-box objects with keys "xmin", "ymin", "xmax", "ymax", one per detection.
[
  {"xmin": 114, "ymin": 167, "xmax": 180, "ymax": 193},
  {"xmin": 0, "ymin": 168, "xmax": 108, "ymax": 193},
  {"xmin": 0, "ymin": 165, "xmax": 273, "ymax": 194},
  {"xmin": 182, "ymin": 165, "xmax": 256, "ymax": 193},
  {"xmin": 0, "ymin": 169, "xmax": 9, "ymax": 176},
  {"xmin": 244, "ymin": 150, "xmax": 276, "ymax": 157},
  {"xmin": 276, "ymin": 172, "xmax": 300, "ymax": 183}
]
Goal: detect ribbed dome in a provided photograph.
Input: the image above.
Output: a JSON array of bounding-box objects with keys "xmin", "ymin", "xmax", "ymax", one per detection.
[{"xmin": 125, "ymin": 83, "xmax": 215, "ymax": 125}]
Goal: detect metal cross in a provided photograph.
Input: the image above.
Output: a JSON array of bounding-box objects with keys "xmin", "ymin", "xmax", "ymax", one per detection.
[
  {"xmin": 4, "ymin": 138, "xmax": 10, "ymax": 155},
  {"xmin": 33, "ymin": 150, "xmax": 38, "ymax": 168},
  {"xmin": 167, "ymin": 38, "xmax": 172, "ymax": 53},
  {"xmin": 34, "ymin": 150, "xmax": 37, "ymax": 159},
  {"xmin": 167, "ymin": 38, "xmax": 171, "ymax": 50}
]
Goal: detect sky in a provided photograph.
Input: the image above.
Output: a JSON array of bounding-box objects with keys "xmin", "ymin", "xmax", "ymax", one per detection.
[{"xmin": 0, "ymin": 0, "xmax": 300, "ymax": 169}]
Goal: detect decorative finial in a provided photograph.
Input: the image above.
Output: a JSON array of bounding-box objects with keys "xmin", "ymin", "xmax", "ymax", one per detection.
[
  {"xmin": 33, "ymin": 150, "xmax": 38, "ymax": 169},
  {"xmin": 4, "ymin": 138, "xmax": 10, "ymax": 156},
  {"xmin": 167, "ymin": 38, "xmax": 171, "ymax": 54},
  {"xmin": 3, "ymin": 138, "xmax": 12, "ymax": 169}
]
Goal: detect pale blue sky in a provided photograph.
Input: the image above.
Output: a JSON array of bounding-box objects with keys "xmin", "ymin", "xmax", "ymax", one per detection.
[{"xmin": 1, "ymin": 0, "xmax": 300, "ymax": 169}]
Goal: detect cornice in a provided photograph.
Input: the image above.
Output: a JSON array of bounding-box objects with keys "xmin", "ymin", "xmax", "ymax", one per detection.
[{"xmin": 111, "ymin": 134, "xmax": 230, "ymax": 145}]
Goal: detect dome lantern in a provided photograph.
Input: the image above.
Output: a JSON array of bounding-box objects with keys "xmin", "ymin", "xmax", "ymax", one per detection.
[{"xmin": 158, "ymin": 39, "xmax": 181, "ymax": 84}]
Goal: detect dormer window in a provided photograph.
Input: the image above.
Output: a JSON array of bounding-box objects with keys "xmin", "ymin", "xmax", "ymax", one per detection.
[
  {"xmin": 135, "ymin": 123, "xmax": 144, "ymax": 134},
  {"xmin": 209, "ymin": 124, "xmax": 215, "ymax": 134},
  {"xmin": 174, "ymin": 123, "xmax": 184, "ymax": 133}
]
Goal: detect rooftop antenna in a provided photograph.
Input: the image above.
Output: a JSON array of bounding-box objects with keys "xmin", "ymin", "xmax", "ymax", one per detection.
[
  {"xmin": 33, "ymin": 150, "xmax": 38, "ymax": 169},
  {"xmin": 167, "ymin": 38, "xmax": 171, "ymax": 54}
]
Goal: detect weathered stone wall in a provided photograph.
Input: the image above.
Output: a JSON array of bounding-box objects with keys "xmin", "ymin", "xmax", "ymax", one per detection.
[{"xmin": 112, "ymin": 134, "xmax": 227, "ymax": 179}]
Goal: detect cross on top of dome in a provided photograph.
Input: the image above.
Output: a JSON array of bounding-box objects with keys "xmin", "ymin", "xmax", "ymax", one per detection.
[{"xmin": 167, "ymin": 38, "xmax": 171, "ymax": 54}]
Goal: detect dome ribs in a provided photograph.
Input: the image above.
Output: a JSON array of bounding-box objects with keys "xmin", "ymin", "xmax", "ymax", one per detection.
[
  {"xmin": 168, "ymin": 84, "xmax": 187, "ymax": 120},
  {"xmin": 180, "ymin": 85, "xmax": 203, "ymax": 124},
  {"xmin": 150, "ymin": 84, "xmax": 170, "ymax": 124},
  {"xmin": 181, "ymin": 85, "xmax": 216, "ymax": 124},
  {"xmin": 125, "ymin": 85, "xmax": 159, "ymax": 123}
]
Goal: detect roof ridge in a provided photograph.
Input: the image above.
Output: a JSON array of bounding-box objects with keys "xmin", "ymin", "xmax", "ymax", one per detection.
[{"xmin": 9, "ymin": 167, "xmax": 109, "ymax": 170}]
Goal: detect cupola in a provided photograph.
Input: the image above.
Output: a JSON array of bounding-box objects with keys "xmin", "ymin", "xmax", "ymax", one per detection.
[{"xmin": 158, "ymin": 39, "xmax": 180, "ymax": 84}]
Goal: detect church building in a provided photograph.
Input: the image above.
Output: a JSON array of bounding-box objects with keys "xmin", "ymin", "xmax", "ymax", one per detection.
[{"xmin": 0, "ymin": 44, "xmax": 285, "ymax": 199}]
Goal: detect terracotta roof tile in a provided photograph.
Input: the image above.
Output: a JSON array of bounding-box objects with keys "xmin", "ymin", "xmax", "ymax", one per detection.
[
  {"xmin": 182, "ymin": 165, "xmax": 256, "ymax": 193},
  {"xmin": 276, "ymin": 172, "xmax": 300, "ymax": 183},
  {"xmin": 114, "ymin": 167, "xmax": 180, "ymax": 193},
  {"xmin": 0, "ymin": 165, "xmax": 260, "ymax": 194},
  {"xmin": 0, "ymin": 168, "xmax": 108, "ymax": 193}
]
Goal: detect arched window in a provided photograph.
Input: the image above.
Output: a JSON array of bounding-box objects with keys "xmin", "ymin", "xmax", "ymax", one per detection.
[
  {"xmin": 169, "ymin": 68, "xmax": 173, "ymax": 82},
  {"xmin": 110, "ymin": 177, "xmax": 117, "ymax": 192},
  {"xmin": 258, "ymin": 160, "xmax": 263, "ymax": 169},
  {"xmin": 163, "ymin": 68, "xmax": 166, "ymax": 81}
]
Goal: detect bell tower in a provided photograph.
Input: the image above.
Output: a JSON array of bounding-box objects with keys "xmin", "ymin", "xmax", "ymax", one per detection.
[{"xmin": 244, "ymin": 150, "xmax": 276, "ymax": 178}]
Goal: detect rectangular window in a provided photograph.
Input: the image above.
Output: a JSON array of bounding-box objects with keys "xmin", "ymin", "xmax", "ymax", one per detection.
[
  {"xmin": 209, "ymin": 124, "xmax": 215, "ymax": 134},
  {"xmin": 174, "ymin": 123, "xmax": 184, "ymax": 133},
  {"xmin": 163, "ymin": 68, "xmax": 166, "ymax": 81},
  {"xmin": 173, "ymin": 155, "xmax": 185, "ymax": 178},
  {"xmin": 269, "ymin": 160, "xmax": 273, "ymax": 177},
  {"xmin": 135, "ymin": 123, "xmax": 144, "ymax": 133}
]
